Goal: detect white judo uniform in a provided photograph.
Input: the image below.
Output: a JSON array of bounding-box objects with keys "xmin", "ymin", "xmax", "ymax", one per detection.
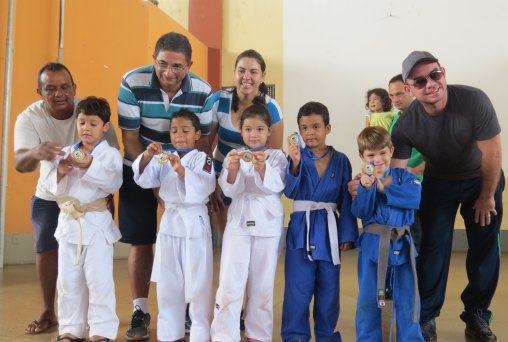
[
  {"xmin": 210, "ymin": 149, "xmax": 287, "ymax": 342},
  {"xmin": 45, "ymin": 140, "xmax": 123, "ymax": 339},
  {"xmin": 132, "ymin": 149, "xmax": 215, "ymax": 342}
]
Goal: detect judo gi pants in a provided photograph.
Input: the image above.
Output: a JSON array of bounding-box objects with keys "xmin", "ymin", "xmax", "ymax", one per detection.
[
  {"xmin": 356, "ymin": 249, "xmax": 423, "ymax": 341},
  {"xmin": 57, "ymin": 237, "xmax": 118, "ymax": 339},
  {"xmin": 155, "ymin": 234, "xmax": 213, "ymax": 342},
  {"xmin": 417, "ymin": 174, "xmax": 504, "ymax": 323},
  {"xmin": 281, "ymin": 248, "xmax": 342, "ymax": 342},
  {"xmin": 211, "ymin": 233, "xmax": 283, "ymax": 342}
]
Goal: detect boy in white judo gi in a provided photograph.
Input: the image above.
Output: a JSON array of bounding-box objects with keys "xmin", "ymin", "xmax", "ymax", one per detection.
[
  {"xmin": 46, "ymin": 96, "xmax": 123, "ymax": 342},
  {"xmin": 132, "ymin": 109, "xmax": 215, "ymax": 342},
  {"xmin": 210, "ymin": 104, "xmax": 288, "ymax": 342}
]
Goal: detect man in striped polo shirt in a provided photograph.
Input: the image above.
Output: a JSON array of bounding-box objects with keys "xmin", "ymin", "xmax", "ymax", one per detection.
[{"xmin": 117, "ymin": 32, "xmax": 212, "ymax": 341}]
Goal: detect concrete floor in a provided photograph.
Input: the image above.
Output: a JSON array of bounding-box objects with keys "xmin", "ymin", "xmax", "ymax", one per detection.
[{"xmin": 1, "ymin": 248, "xmax": 507, "ymax": 341}]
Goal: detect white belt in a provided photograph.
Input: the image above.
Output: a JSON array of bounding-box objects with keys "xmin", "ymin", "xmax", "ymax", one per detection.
[{"xmin": 293, "ymin": 200, "xmax": 340, "ymax": 265}]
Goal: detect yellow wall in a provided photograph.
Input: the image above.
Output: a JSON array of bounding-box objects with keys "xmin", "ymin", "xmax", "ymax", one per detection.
[
  {"xmin": 158, "ymin": 0, "xmax": 189, "ymax": 30},
  {"xmin": 221, "ymin": 0, "xmax": 283, "ymax": 109},
  {"xmin": 2, "ymin": 0, "xmax": 208, "ymax": 236}
]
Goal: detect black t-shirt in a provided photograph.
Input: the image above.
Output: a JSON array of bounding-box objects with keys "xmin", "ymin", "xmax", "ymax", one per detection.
[{"xmin": 392, "ymin": 85, "xmax": 501, "ymax": 180}]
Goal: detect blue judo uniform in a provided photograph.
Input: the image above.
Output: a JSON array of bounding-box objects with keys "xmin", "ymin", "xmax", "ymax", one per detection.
[
  {"xmin": 281, "ymin": 147, "xmax": 358, "ymax": 342},
  {"xmin": 351, "ymin": 167, "xmax": 424, "ymax": 342}
]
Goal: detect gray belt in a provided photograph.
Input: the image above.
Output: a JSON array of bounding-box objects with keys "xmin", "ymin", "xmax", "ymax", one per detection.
[{"xmin": 363, "ymin": 223, "xmax": 419, "ymax": 322}]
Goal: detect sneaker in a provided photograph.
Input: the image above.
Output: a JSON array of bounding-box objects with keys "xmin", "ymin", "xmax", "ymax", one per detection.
[
  {"xmin": 421, "ymin": 318, "xmax": 437, "ymax": 342},
  {"xmin": 185, "ymin": 304, "xmax": 192, "ymax": 334},
  {"xmin": 460, "ymin": 311, "xmax": 497, "ymax": 341},
  {"xmin": 125, "ymin": 306, "xmax": 151, "ymax": 341},
  {"xmin": 240, "ymin": 309, "xmax": 245, "ymax": 331},
  {"xmin": 185, "ymin": 314, "xmax": 192, "ymax": 334}
]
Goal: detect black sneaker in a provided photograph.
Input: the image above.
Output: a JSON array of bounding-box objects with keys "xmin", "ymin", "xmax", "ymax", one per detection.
[
  {"xmin": 421, "ymin": 318, "xmax": 437, "ymax": 342},
  {"xmin": 460, "ymin": 310, "xmax": 497, "ymax": 341},
  {"xmin": 240, "ymin": 309, "xmax": 245, "ymax": 331},
  {"xmin": 185, "ymin": 304, "xmax": 192, "ymax": 334},
  {"xmin": 125, "ymin": 306, "xmax": 151, "ymax": 341}
]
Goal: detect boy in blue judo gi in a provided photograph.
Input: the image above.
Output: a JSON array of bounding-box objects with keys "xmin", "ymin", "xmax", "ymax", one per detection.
[
  {"xmin": 281, "ymin": 102, "xmax": 358, "ymax": 342},
  {"xmin": 351, "ymin": 126, "xmax": 424, "ymax": 341}
]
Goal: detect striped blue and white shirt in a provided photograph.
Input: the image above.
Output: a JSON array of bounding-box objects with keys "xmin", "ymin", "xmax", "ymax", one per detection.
[
  {"xmin": 207, "ymin": 89, "xmax": 283, "ymax": 175},
  {"xmin": 118, "ymin": 65, "xmax": 212, "ymax": 162}
]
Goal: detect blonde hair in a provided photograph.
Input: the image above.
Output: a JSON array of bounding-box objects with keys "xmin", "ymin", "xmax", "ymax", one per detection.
[{"xmin": 357, "ymin": 126, "xmax": 393, "ymax": 155}]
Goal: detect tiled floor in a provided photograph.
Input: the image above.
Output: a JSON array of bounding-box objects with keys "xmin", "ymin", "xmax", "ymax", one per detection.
[{"xmin": 1, "ymin": 249, "xmax": 507, "ymax": 341}]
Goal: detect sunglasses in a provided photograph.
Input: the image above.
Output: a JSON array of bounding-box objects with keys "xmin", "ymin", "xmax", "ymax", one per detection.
[{"xmin": 408, "ymin": 69, "xmax": 443, "ymax": 89}]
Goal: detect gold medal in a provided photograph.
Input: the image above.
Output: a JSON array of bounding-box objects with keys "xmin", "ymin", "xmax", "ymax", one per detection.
[
  {"xmin": 71, "ymin": 149, "xmax": 85, "ymax": 160},
  {"xmin": 289, "ymin": 132, "xmax": 300, "ymax": 146},
  {"xmin": 241, "ymin": 150, "xmax": 253, "ymax": 162},
  {"xmin": 362, "ymin": 162, "xmax": 375, "ymax": 176},
  {"xmin": 156, "ymin": 152, "xmax": 169, "ymax": 164}
]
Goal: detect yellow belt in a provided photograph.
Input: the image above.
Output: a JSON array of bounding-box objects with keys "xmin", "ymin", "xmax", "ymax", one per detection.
[{"xmin": 56, "ymin": 196, "xmax": 107, "ymax": 264}]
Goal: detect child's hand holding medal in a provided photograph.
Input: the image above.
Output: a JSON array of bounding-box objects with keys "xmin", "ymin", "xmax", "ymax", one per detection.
[
  {"xmin": 360, "ymin": 162, "xmax": 376, "ymax": 189},
  {"xmin": 287, "ymin": 132, "xmax": 301, "ymax": 167}
]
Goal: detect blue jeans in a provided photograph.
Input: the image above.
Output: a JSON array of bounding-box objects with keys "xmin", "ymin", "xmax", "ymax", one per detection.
[{"xmin": 417, "ymin": 173, "xmax": 504, "ymax": 323}]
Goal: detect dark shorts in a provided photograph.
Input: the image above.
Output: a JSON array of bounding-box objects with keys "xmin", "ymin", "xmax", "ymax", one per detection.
[
  {"xmin": 119, "ymin": 164, "xmax": 158, "ymax": 245},
  {"xmin": 30, "ymin": 196, "xmax": 59, "ymax": 253}
]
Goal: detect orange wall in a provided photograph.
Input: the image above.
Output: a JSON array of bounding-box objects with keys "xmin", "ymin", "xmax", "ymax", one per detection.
[{"xmin": 2, "ymin": 0, "xmax": 209, "ymax": 234}]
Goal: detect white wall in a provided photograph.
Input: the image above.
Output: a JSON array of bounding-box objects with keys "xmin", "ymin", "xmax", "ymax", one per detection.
[{"xmin": 284, "ymin": 0, "xmax": 508, "ymax": 172}]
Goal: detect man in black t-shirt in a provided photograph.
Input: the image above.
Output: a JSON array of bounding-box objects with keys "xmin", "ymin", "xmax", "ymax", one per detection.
[{"xmin": 391, "ymin": 51, "xmax": 503, "ymax": 342}]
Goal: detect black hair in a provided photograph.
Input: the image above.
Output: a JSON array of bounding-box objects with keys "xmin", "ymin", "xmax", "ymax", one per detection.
[
  {"xmin": 389, "ymin": 74, "xmax": 404, "ymax": 85},
  {"xmin": 76, "ymin": 96, "xmax": 111, "ymax": 123},
  {"xmin": 154, "ymin": 32, "xmax": 192, "ymax": 64},
  {"xmin": 37, "ymin": 63, "xmax": 75, "ymax": 89},
  {"xmin": 365, "ymin": 88, "xmax": 392, "ymax": 112},
  {"xmin": 170, "ymin": 109, "xmax": 201, "ymax": 132},
  {"xmin": 297, "ymin": 101, "xmax": 330, "ymax": 126},
  {"xmin": 240, "ymin": 104, "xmax": 272, "ymax": 129},
  {"xmin": 229, "ymin": 49, "xmax": 268, "ymax": 112}
]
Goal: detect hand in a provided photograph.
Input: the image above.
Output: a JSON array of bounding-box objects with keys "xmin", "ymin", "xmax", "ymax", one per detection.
[
  {"xmin": 144, "ymin": 142, "xmax": 163, "ymax": 159},
  {"xmin": 225, "ymin": 151, "xmax": 241, "ymax": 171},
  {"xmin": 69, "ymin": 152, "xmax": 93, "ymax": 169},
  {"xmin": 252, "ymin": 150, "xmax": 266, "ymax": 172},
  {"xmin": 33, "ymin": 141, "xmax": 64, "ymax": 161},
  {"xmin": 287, "ymin": 137, "xmax": 301, "ymax": 167},
  {"xmin": 339, "ymin": 242, "xmax": 354, "ymax": 251},
  {"xmin": 57, "ymin": 155, "xmax": 74, "ymax": 177},
  {"xmin": 168, "ymin": 154, "xmax": 183, "ymax": 174},
  {"xmin": 360, "ymin": 173, "xmax": 375, "ymax": 189},
  {"xmin": 348, "ymin": 173, "xmax": 361, "ymax": 198},
  {"xmin": 473, "ymin": 195, "xmax": 497, "ymax": 227}
]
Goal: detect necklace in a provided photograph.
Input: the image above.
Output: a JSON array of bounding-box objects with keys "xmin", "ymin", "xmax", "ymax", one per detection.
[{"xmin": 308, "ymin": 146, "xmax": 330, "ymax": 161}]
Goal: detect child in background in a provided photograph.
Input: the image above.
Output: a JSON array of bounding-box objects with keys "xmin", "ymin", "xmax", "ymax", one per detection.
[
  {"xmin": 281, "ymin": 101, "xmax": 358, "ymax": 342},
  {"xmin": 364, "ymin": 88, "xmax": 395, "ymax": 130},
  {"xmin": 210, "ymin": 104, "xmax": 287, "ymax": 342},
  {"xmin": 351, "ymin": 126, "xmax": 423, "ymax": 342},
  {"xmin": 46, "ymin": 96, "xmax": 123, "ymax": 342},
  {"xmin": 132, "ymin": 109, "xmax": 215, "ymax": 342}
]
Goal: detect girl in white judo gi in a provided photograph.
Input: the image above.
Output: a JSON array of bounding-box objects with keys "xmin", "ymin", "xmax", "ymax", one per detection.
[
  {"xmin": 210, "ymin": 104, "xmax": 288, "ymax": 342},
  {"xmin": 45, "ymin": 97, "xmax": 123, "ymax": 342},
  {"xmin": 132, "ymin": 109, "xmax": 216, "ymax": 342}
]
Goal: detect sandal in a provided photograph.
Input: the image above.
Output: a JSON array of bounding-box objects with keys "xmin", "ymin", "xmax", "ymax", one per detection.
[
  {"xmin": 24, "ymin": 318, "xmax": 57, "ymax": 334},
  {"xmin": 57, "ymin": 335, "xmax": 86, "ymax": 342},
  {"xmin": 90, "ymin": 339, "xmax": 110, "ymax": 342}
]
